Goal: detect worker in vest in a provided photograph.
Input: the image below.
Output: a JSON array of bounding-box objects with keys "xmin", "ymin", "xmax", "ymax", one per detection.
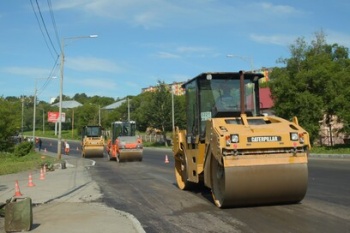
[{"xmin": 64, "ymin": 140, "xmax": 70, "ymax": 155}]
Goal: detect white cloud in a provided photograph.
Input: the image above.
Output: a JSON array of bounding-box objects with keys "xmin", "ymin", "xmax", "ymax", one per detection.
[
  {"xmin": 66, "ymin": 76, "xmax": 142, "ymax": 98},
  {"xmin": 53, "ymin": 0, "xmax": 306, "ymax": 30},
  {"xmin": 65, "ymin": 57, "xmax": 122, "ymax": 73},
  {"xmin": 176, "ymin": 46, "xmax": 213, "ymax": 54},
  {"xmin": 154, "ymin": 52, "xmax": 180, "ymax": 59},
  {"xmin": 250, "ymin": 33, "xmax": 296, "ymax": 46},
  {"xmin": 250, "ymin": 30, "xmax": 350, "ymax": 48},
  {"xmin": 153, "ymin": 45, "xmax": 215, "ymax": 59},
  {"xmin": 52, "ymin": 0, "xmax": 93, "ymax": 11},
  {"xmin": 0, "ymin": 66, "xmax": 51, "ymax": 77},
  {"xmin": 326, "ymin": 30, "xmax": 350, "ymax": 48},
  {"xmin": 255, "ymin": 2, "xmax": 302, "ymax": 16},
  {"xmin": 71, "ymin": 77, "xmax": 117, "ymax": 90},
  {"xmin": 55, "ymin": 0, "xmax": 174, "ymax": 28}
]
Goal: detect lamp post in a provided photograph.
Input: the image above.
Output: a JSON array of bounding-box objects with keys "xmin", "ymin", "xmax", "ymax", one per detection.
[
  {"xmin": 227, "ymin": 54, "xmax": 256, "ymax": 115},
  {"xmin": 171, "ymin": 84, "xmax": 175, "ymax": 133},
  {"xmin": 57, "ymin": 34, "xmax": 98, "ymax": 159},
  {"xmin": 127, "ymin": 98, "xmax": 130, "ymax": 122},
  {"xmin": 21, "ymin": 97, "xmax": 25, "ymax": 135},
  {"xmin": 32, "ymin": 79, "xmax": 38, "ymax": 146},
  {"xmin": 226, "ymin": 54, "xmax": 254, "ymax": 72}
]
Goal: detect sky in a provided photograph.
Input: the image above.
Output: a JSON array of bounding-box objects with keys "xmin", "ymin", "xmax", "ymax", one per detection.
[{"xmin": 1, "ymin": 0, "xmax": 350, "ymax": 103}]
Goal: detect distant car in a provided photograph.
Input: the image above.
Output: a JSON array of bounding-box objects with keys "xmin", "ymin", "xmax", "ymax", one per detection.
[
  {"xmin": 10, "ymin": 134, "xmax": 24, "ymax": 144},
  {"xmin": 24, "ymin": 136, "xmax": 34, "ymax": 142}
]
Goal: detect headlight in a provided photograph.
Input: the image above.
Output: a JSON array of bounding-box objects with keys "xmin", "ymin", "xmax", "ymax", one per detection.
[
  {"xmin": 290, "ymin": 132, "xmax": 299, "ymax": 141},
  {"xmin": 231, "ymin": 134, "xmax": 239, "ymax": 143}
]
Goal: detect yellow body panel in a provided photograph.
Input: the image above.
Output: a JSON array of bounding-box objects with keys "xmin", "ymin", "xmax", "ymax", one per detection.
[
  {"xmin": 82, "ymin": 136, "xmax": 105, "ymax": 158},
  {"xmin": 173, "ymin": 71, "xmax": 311, "ymax": 208},
  {"xmin": 173, "ymin": 114, "xmax": 310, "ymax": 208}
]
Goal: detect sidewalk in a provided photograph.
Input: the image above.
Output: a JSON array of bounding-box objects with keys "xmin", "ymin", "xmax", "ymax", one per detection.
[{"xmin": 0, "ymin": 153, "xmax": 145, "ymax": 233}]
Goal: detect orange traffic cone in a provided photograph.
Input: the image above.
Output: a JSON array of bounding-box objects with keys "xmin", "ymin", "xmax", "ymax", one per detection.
[
  {"xmin": 27, "ymin": 173, "xmax": 35, "ymax": 187},
  {"xmin": 14, "ymin": 180, "xmax": 23, "ymax": 197},
  {"xmin": 40, "ymin": 168, "xmax": 45, "ymax": 180},
  {"xmin": 165, "ymin": 155, "xmax": 169, "ymax": 164}
]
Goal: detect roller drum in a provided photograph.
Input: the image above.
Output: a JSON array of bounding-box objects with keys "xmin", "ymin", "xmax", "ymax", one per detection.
[
  {"xmin": 211, "ymin": 157, "xmax": 308, "ymax": 208},
  {"xmin": 83, "ymin": 146, "xmax": 104, "ymax": 158},
  {"xmin": 118, "ymin": 149, "xmax": 143, "ymax": 162}
]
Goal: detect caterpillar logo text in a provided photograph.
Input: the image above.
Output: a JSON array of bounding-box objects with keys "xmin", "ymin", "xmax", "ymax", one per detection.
[{"xmin": 248, "ymin": 136, "xmax": 281, "ymax": 142}]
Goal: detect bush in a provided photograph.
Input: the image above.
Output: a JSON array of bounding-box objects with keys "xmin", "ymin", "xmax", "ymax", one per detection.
[{"xmin": 13, "ymin": 142, "xmax": 33, "ymax": 157}]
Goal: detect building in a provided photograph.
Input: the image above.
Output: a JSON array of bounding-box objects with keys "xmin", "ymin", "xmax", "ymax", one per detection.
[
  {"xmin": 141, "ymin": 82, "xmax": 185, "ymax": 96},
  {"xmin": 101, "ymin": 99, "xmax": 127, "ymax": 110}
]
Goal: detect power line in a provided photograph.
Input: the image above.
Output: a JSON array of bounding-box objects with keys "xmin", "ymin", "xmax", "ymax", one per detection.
[
  {"xmin": 29, "ymin": 0, "xmax": 62, "ymax": 98},
  {"xmin": 34, "ymin": 0, "xmax": 59, "ymax": 57},
  {"xmin": 37, "ymin": 55, "xmax": 60, "ymax": 97},
  {"xmin": 30, "ymin": 0, "xmax": 57, "ymax": 61},
  {"xmin": 47, "ymin": 0, "xmax": 61, "ymax": 53}
]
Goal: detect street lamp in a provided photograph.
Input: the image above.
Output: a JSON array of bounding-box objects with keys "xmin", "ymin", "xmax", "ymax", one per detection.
[
  {"xmin": 227, "ymin": 54, "xmax": 256, "ymax": 115},
  {"xmin": 32, "ymin": 80, "xmax": 37, "ymax": 146},
  {"xmin": 226, "ymin": 54, "xmax": 254, "ymax": 71},
  {"xmin": 33, "ymin": 77, "xmax": 57, "ymax": 147},
  {"xmin": 21, "ymin": 97, "xmax": 25, "ymax": 135},
  {"xmin": 58, "ymin": 34, "xmax": 98, "ymax": 159},
  {"xmin": 171, "ymin": 84, "xmax": 175, "ymax": 133}
]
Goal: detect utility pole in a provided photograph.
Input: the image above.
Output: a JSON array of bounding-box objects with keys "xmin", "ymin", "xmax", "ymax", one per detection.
[
  {"xmin": 127, "ymin": 98, "xmax": 130, "ymax": 122},
  {"xmin": 171, "ymin": 85, "xmax": 175, "ymax": 133},
  {"xmin": 57, "ymin": 34, "xmax": 98, "ymax": 160},
  {"xmin": 32, "ymin": 80, "xmax": 37, "ymax": 146},
  {"xmin": 21, "ymin": 98, "xmax": 24, "ymax": 135}
]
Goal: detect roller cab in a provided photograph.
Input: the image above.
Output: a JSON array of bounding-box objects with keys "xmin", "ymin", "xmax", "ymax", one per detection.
[{"xmin": 173, "ymin": 72, "xmax": 311, "ymax": 208}]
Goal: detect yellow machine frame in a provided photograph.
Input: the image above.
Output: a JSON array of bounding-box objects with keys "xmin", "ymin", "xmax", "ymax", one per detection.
[{"xmin": 173, "ymin": 71, "xmax": 310, "ymax": 208}]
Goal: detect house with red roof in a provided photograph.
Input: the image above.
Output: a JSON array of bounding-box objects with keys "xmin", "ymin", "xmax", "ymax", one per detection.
[
  {"xmin": 259, "ymin": 87, "xmax": 274, "ymax": 115},
  {"xmin": 246, "ymin": 87, "xmax": 274, "ymax": 115}
]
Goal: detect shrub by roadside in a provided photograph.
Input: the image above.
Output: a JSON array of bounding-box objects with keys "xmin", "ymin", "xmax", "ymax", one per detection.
[
  {"xmin": 0, "ymin": 151, "xmax": 57, "ymax": 176},
  {"xmin": 13, "ymin": 141, "xmax": 33, "ymax": 157}
]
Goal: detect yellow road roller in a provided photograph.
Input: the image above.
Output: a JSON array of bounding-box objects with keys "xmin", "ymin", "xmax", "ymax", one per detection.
[
  {"xmin": 173, "ymin": 71, "xmax": 311, "ymax": 208},
  {"xmin": 81, "ymin": 125, "xmax": 105, "ymax": 158}
]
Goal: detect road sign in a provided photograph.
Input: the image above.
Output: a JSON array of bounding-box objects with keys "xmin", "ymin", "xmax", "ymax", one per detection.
[{"xmin": 48, "ymin": 111, "xmax": 65, "ymax": 123}]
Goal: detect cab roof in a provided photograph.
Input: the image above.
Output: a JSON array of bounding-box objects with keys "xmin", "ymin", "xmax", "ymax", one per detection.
[{"xmin": 182, "ymin": 71, "xmax": 265, "ymax": 88}]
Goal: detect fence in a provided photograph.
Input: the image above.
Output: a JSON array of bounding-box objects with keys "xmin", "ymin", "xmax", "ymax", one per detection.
[{"xmin": 141, "ymin": 134, "xmax": 164, "ymax": 143}]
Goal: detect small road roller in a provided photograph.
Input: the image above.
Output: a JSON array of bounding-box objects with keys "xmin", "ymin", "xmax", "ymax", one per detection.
[
  {"xmin": 107, "ymin": 120, "xmax": 143, "ymax": 162},
  {"xmin": 81, "ymin": 125, "xmax": 105, "ymax": 158}
]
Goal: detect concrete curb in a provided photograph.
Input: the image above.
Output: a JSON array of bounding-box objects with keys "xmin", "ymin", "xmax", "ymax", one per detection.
[
  {"xmin": 146, "ymin": 147, "xmax": 350, "ymax": 160},
  {"xmin": 309, "ymin": 153, "xmax": 350, "ymax": 159}
]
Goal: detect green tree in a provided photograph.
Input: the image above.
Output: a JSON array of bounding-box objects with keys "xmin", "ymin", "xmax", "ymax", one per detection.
[
  {"xmin": 269, "ymin": 31, "xmax": 350, "ymax": 143},
  {"xmin": 0, "ymin": 98, "xmax": 21, "ymax": 151},
  {"xmin": 138, "ymin": 81, "xmax": 172, "ymax": 145},
  {"xmin": 132, "ymin": 92, "xmax": 154, "ymax": 132},
  {"xmin": 153, "ymin": 81, "xmax": 172, "ymax": 145},
  {"xmin": 174, "ymin": 94, "xmax": 186, "ymax": 130},
  {"xmin": 72, "ymin": 93, "xmax": 89, "ymax": 104},
  {"xmin": 74, "ymin": 104, "xmax": 101, "ymax": 133}
]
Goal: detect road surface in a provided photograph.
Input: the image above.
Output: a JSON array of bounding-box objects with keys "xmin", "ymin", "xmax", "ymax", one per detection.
[
  {"xmin": 90, "ymin": 149, "xmax": 350, "ymax": 233},
  {"xmin": 43, "ymin": 139, "xmax": 350, "ymax": 233}
]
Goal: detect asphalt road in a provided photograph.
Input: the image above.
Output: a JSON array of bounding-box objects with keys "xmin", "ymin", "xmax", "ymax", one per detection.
[
  {"xmin": 40, "ymin": 138, "xmax": 82, "ymax": 157},
  {"xmin": 43, "ymin": 139, "xmax": 350, "ymax": 233}
]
